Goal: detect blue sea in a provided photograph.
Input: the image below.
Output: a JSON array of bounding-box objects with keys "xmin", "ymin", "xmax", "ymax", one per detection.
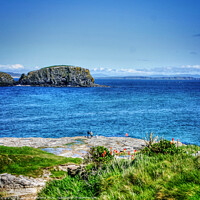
[{"xmin": 0, "ymin": 79, "xmax": 200, "ymax": 145}]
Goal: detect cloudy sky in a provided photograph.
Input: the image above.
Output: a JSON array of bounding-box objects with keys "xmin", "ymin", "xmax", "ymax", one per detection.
[{"xmin": 0, "ymin": 0, "xmax": 200, "ymax": 76}]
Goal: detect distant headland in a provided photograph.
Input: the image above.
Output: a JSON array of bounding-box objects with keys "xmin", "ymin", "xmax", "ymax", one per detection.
[{"xmin": 95, "ymin": 76, "xmax": 200, "ymax": 80}]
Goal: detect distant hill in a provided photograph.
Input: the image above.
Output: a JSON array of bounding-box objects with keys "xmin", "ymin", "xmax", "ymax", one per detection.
[
  {"xmin": 95, "ymin": 76, "xmax": 200, "ymax": 80},
  {"xmin": 92, "ymin": 73, "xmax": 110, "ymax": 78}
]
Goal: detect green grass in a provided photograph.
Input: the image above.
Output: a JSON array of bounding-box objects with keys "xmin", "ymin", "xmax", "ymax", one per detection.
[
  {"xmin": 50, "ymin": 169, "xmax": 68, "ymax": 179},
  {"xmin": 42, "ymin": 65, "xmax": 76, "ymax": 69},
  {"xmin": 38, "ymin": 144, "xmax": 200, "ymax": 200},
  {"xmin": 0, "ymin": 146, "xmax": 82, "ymax": 177}
]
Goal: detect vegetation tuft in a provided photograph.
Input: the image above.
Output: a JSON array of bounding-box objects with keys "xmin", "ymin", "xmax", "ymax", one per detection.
[
  {"xmin": 84, "ymin": 146, "xmax": 113, "ymax": 165},
  {"xmin": 141, "ymin": 139, "xmax": 184, "ymax": 155}
]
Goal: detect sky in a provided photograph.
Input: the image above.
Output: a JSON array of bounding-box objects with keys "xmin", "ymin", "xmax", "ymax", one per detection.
[{"xmin": 0, "ymin": 0, "xmax": 200, "ymax": 76}]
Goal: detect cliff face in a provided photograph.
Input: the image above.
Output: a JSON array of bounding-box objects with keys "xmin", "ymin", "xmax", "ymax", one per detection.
[
  {"xmin": 19, "ymin": 65, "xmax": 97, "ymax": 87},
  {"xmin": 0, "ymin": 72, "xmax": 15, "ymax": 86}
]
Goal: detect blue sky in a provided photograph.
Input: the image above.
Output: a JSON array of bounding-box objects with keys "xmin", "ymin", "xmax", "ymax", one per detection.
[{"xmin": 0, "ymin": 0, "xmax": 200, "ymax": 76}]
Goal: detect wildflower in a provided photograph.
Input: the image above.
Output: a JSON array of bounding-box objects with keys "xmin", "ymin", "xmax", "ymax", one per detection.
[
  {"xmin": 177, "ymin": 139, "xmax": 179, "ymax": 147},
  {"xmin": 134, "ymin": 149, "xmax": 137, "ymax": 153},
  {"xmin": 128, "ymin": 151, "xmax": 130, "ymax": 155},
  {"xmin": 131, "ymin": 155, "xmax": 134, "ymax": 160},
  {"xmin": 123, "ymin": 149, "xmax": 125, "ymax": 156},
  {"xmin": 119, "ymin": 152, "xmax": 121, "ymax": 156}
]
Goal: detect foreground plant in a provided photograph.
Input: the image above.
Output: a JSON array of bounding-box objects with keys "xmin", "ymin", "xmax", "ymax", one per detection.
[
  {"xmin": 141, "ymin": 139, "xmax": 184, "ymax": 155},
  {"xmin": 144, "ymin": 132, "xmax": 158, "ymax": 148},
  {"xmin": 84, "ymin": 146, "xmax": 114, "ymax": 167}
]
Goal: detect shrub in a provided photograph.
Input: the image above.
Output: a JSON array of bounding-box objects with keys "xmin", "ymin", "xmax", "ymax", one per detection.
[
  {"xmin": 141, "ymin": 139, "xmax": 183, "ymax": 155},
  {"xmin": 84, "ymin": 146, "xmax": 113, "ymax": 167}
]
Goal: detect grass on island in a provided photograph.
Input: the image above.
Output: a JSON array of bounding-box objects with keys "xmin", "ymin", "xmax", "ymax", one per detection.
[
  {"xmin": 0, "ymin": 146, "xmax": 82, "ymax": 177},
  {"xmin": 42, "ymin": 65, "xmax": 76, "ymax": 69},
  {"xmin": 38, "ymin": 144, "xmax": 200, "ymax": 200}
]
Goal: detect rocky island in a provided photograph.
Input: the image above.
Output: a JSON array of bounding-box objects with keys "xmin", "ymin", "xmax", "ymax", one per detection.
[
  {"xmin": 0, "ymin": 72, "xmax": 15, "ymax": 86},
  {"xmin": 18, "ymin": 65, "xmax": 103, "ymax": 87}
]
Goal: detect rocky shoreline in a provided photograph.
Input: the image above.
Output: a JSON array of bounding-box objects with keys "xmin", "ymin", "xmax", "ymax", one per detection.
[
  {"xmin": 0, "ymin": 136, "xmax": 186, "ymax": 158},
  {"xmin": 0, "ymin": 136, "xmax": 146, "ymax": 158}
]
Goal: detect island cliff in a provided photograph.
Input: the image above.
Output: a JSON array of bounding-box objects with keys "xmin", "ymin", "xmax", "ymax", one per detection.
[
  {"xmin": 0, "ymin": 72, "xmax": 15, "ymax": 86},
  {"xmin": 19, "ymin": 65, "xmax": 102, "ymax": 87}
]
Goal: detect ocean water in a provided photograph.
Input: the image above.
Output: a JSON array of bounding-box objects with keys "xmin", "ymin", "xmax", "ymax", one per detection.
[{"xmin": 0, "ymin": 79, "xmax": 200, "ymax": 145}]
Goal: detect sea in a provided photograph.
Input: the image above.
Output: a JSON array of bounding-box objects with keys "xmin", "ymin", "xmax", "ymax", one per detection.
[{"xmin": 0, "ymin": 79, "xmax": 200, "ymax": 146}]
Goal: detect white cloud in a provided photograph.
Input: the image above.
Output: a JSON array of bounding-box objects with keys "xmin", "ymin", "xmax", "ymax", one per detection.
[
  {"xmin": 0, "ymin": 64, "xmax": 41, "ymax": 73},
  {"xmin": 0, "ymin": 64, "xmax": 24, "ymax": 70},
  {"xmin": 181, "ymin": 65, "xmax": 200, "ymax": 69},
  {"xmin": 90, "ymin": 67, "xmax": 153, "ymax": 76}
]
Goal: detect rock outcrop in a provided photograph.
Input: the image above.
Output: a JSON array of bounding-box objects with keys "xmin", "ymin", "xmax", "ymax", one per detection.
[
  {"xmin": 0, "ymin": 173, "xmax": 45, "ymax": 199},
  {"xmin": 0, "ymin": 165, "xmax": 85, "ymax": 199},
  {"xmin": 0, "ymin": 72, "xmax": 15, "ymax": 86},
  {"xmin": 19, "ymin": 65, "xmax": 101, "ymax": 87},
  {"xmin": 0, "ymin": 173, "xmax": 46, "ymax": 190}
]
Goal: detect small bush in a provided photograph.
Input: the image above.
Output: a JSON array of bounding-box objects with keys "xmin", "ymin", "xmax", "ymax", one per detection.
[
  {"xmin": 84, "ymin": 146, "xmax": 113, "ymax": 167},
  {"xmin": 141, "ymin": 139, "xmax": 183, "ymax": 155}
]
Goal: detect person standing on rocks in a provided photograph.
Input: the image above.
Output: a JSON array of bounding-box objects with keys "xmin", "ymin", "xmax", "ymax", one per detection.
[
  {"xmin": 87, "ymin": 130, "xmax": 90, "ymax": 138},
  {"xmin": 90, "ymin": 131, "xmax": 93, "ymax": 138}
]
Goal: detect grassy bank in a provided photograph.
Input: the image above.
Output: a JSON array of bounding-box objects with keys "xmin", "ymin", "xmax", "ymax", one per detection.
[
  {"xmin": 0, "ymin": 146, "xmax": 82, "ymax": 177},
  {"xmin": 38, "ymin": 144, "xmax": 200, "ymax": 200}
]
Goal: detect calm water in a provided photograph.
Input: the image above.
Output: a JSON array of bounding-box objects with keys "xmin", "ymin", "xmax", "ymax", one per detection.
[{"xmin": 0, "ymin": 79, "xmax": 200, "ymax": 145}]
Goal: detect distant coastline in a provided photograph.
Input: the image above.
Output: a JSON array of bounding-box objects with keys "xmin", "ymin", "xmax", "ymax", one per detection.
[{"xmin": 94, "ymin": 76, "xmax": 200, "ymax": 80}]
